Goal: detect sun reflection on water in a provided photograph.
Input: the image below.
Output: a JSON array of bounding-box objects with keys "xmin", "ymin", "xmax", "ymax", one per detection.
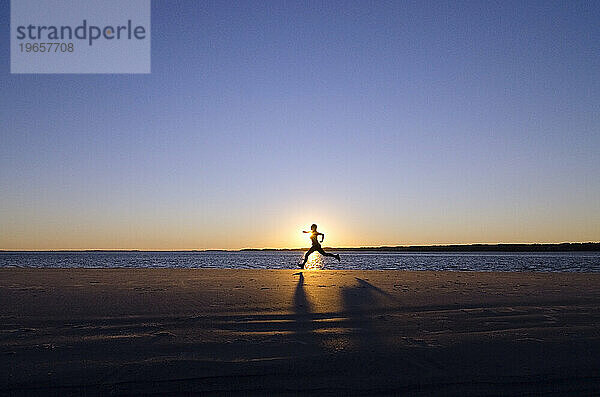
[{"xmin": 304, "ymin": 253, "xmax": 325, "ymax": 270}]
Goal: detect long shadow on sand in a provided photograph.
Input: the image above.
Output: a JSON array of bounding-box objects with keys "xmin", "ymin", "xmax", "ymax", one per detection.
[
  {"xmin": 339, "ymin": 277, "xmax": 397, "ymax": 353},
  {"xmin": 286, "ymin": 274, "xmax": 417, "ymax": 391},
  {"xmin": 291, "ymin": 274, "xmax": 400, "ymax": 354},
  {"xmin": 291, "ymin": 272, "xmax": 323, "ymax": 356},
  {"xmin": 292, "ymin": 272, "xmax": 311, "ymax": 316}
]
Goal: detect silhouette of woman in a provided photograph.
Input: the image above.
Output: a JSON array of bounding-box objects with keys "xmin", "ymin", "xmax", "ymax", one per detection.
[{"xmin": 300, "ymin": 224, "xmax": 340, "ymax": 269}]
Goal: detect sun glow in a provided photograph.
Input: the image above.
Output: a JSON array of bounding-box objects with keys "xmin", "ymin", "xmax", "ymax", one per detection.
[{"xmin": 293, "ymin": 219, "xmax": 339, "ymax": 248}]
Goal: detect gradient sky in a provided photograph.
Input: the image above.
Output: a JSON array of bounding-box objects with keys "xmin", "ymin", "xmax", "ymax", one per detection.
[{"xmin": 1, "ymin": 0, "xmax": 599, "ymax": 250}]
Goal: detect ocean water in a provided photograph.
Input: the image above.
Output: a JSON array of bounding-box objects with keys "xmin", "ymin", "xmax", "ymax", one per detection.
[{"xmin": 0, "ymin": 251, "xmax": 599, "ymax": 272}]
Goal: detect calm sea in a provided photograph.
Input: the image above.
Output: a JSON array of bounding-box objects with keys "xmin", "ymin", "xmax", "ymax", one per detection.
[{"xmin": 0, "ymin": 251, "xmax": 599, "ymax": 272}]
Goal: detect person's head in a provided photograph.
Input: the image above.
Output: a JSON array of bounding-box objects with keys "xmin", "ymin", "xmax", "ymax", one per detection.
[{"xmin": 311, "ymin": 224, "xmax": 318, "ymax": 231}]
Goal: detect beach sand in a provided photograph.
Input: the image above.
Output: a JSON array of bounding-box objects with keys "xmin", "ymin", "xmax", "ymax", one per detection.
[{"xmin": 1, "ymin": 268, "xmax": 600, "ymax": 396}]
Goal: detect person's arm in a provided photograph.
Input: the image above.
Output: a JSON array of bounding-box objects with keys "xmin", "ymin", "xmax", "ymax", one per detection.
[
  {"xmin": 319, "ymin": 233, "xmax": 325, "ymax": 243},
  {"xmin": 302, "ymin": 230, "xmax": 310, "ymax": 233}
]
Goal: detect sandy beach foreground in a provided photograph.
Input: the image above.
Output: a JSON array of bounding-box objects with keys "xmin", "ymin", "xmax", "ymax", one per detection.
[{"xmin": 1, "ymin": 269, "xmax": 600, "ymax": 396}]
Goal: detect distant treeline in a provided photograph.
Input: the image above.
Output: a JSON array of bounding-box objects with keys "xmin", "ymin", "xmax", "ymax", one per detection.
[{"xmin": 242, "ymin": 242, "xmax": 600, "ymax": 252}]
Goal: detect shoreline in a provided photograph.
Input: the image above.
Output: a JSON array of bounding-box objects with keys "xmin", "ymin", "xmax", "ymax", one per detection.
[{"xmin": 1, "ymin": 266, "xmax": 599, "ymax": 273}]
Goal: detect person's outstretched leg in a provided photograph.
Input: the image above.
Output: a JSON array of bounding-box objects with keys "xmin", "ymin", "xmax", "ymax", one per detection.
[
  {"xmin": 317, "ymin": 247, "xmax": 341, "ymax": 261},
  {"xmin": 301, "ymin": 247, "xmax": 316, "ymax": 268}
]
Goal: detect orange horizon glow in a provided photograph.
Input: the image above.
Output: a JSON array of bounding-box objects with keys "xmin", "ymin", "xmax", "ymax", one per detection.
[{"xmin": 2, "ymin": 201, "xmax": 599, "ymax": 251}]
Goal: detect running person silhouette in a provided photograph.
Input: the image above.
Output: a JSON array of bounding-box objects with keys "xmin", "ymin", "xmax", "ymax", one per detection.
[{"xmin": 300, "ymin": 224, "xmax": 340, "ymax": 269}]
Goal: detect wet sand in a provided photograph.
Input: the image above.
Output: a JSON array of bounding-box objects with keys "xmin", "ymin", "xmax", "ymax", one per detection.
[{"xmin": 1, "ymin": 268, "xmax": 600, "ymax": 396}]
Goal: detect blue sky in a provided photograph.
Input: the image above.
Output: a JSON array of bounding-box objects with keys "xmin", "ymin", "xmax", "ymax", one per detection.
[{"xmin": 1, "ymin": 0, "xmax": 599, "ymax": 249}]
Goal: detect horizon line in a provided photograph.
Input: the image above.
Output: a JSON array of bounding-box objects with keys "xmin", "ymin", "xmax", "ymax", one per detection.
[{"xmin": 1, "ymin": 241, "xmax": 599, "ymax": 252}]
